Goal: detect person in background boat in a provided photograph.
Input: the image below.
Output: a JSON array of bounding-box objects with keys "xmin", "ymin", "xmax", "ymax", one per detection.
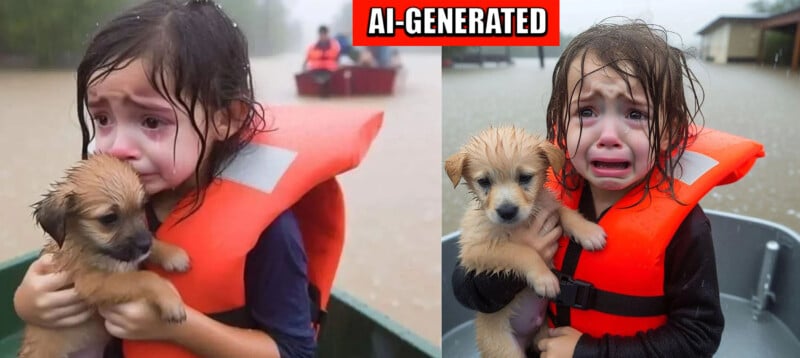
[
  {"xmin": 12, "ymin": 1, "xmax": 362, "ymax": 357},
  {"xmin": 304, "ymin": 25, "xmax": 340, "ymax": 96},
  {"xmin": 334, "ymin": 32, "xmax": 356, "ymax": 65},
  {"xmin": 355, "ymin": 46, "xmax": 400, "ymax": 68},
  {"xmin": 451, "ymin": 20, "xmax": 740, "ymax": 357}
]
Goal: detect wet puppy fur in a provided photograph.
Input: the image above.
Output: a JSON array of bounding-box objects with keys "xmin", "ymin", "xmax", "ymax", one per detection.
[
  {"xmin": 446, "ymin": 126, "xmax": 606, "ymax": 358},
  {"xmin": 19, "ymin": 154, "xmax": 190, "ymax": 358}
]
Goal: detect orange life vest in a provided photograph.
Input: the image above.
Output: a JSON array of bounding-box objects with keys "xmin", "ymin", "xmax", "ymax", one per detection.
[
  {"xmin": 547, "ymin": 127, "xmax": 764, "ymax": 338},
  {"xmin": 122, "ymin": 106, "xmax": 383, "ymax": 357},
  {"xmin": 306, "ymin": 40, "xmax": 340, "ymax": 71}
]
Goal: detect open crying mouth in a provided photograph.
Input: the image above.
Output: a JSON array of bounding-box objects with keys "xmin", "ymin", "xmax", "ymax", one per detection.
[{"xmin": 592, "ymin": 161, "xmax": 630, "ymax": 169}]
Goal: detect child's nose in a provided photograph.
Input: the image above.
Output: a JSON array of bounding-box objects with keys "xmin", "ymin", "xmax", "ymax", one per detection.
[
  {"xmin": 106, "ymin": 133, "xmax": 141, "ymax": 160},
  {"xmin": 595, "ymin": 118, "xmax": 623, "ymax": 149}
]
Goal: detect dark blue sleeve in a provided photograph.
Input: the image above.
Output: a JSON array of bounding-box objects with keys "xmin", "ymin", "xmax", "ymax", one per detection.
[{"xmin": 245, "ymin": 210, "xmax": 316, "ymax": 358}]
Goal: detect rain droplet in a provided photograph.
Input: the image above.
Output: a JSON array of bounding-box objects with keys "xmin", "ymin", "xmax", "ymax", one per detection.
[
  {"xmin": 232, "ymin": 22, "xmax": 238, "ymax": 28},
  {"xmin": 136, "ymin": 16, "xmax": 140, "ymax": 20},
  {"xmin": 217, "ymin": 3, "xmax": 222, "ymax": 9},
  {"xmin": 95, "ymin": 22, "xmax": 99, "ymax": 27}
]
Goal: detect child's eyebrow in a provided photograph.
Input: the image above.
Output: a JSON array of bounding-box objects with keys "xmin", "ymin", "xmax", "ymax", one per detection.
[{"xmin": 127, "ymin": 94, "xmax": 173, "ymax": 113}]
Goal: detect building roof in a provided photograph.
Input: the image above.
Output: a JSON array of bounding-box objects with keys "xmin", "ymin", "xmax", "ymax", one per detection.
[
  {"xmin": 697, "ymin": 16, "xmax": 767, "ymax": 35},
  {"xmin": 760, "ymin": 6, "xmax": 800, "ymax": 29}
]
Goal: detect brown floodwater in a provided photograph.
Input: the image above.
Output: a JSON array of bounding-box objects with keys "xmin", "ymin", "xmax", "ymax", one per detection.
[
  {"xmin": 443, "ymin": 58, "xmax": 800, "ymax": 238},
  {"xmin": 0, "ymin": 51, "xmax": 443, "ymax": 346}
]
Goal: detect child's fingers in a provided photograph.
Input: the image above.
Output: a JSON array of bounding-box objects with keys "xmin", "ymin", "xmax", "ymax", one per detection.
[
  {"xmin": 29, "ymin": 254, "xmax": 56, "ymax": 274},
  {"xmin": 37, "ymin": 287, "xmax": 84, "ymax": 309},
  {"xmin": 51, "ymin": 308, "xmax": 95, "ymax": 328},
  {"xmin": 540, "ymin": 227, "xmax": 562, "ymax": 259},
  {"xmin": 35, "ymin": 271, "xmax": 73, "ymax": 293},
  {"xmin": 548, "ymin": 326, "xmax": 574, "ymax": 337},
  {"xmin": 537, "ymin": 337, "xmax": 551, "ymax": 352},
  {"xmin": 532, "ymin": 206, "xmax": 557, "ymax": 231},
  {"xmin": 42, "ymin": 301, "xmax": 91, "ymax": 323},
  {"xmin": 540, "ymin": 214, "xmax": 560, "ymax": 236}
]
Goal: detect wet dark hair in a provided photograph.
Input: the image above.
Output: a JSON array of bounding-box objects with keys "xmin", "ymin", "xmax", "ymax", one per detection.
[
  {"xmin": 318, "ymin": 25, "xmax": 329, "ymax": 35},
  {"xmin": 76, "ymin": 0, "xmax": 266, "ymax": 217},
  {"xmin": 546, "ymin": 19, "xmax": 704, "ymax": 203}
]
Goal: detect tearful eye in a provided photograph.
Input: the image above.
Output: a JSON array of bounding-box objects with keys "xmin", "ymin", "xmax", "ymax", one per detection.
[
  {"xmin": 579, "ymin": 108, "xmax": 594, "ymax": 118},
  {"xmin": 94, "ymin": 115, "xmax": 109, "ymax": 126},
  {"xmin": 628, "ymin": 111, "xmax": 646, "ymax": 120},
  {"xmin": 98, "ymin": 213, "xmax": 118, "ymax": 226},
  {"xmin": 518, "ymin": 174, "xmax": 533, "ymax": 185},
  {"xmin": 143, "ymin": 117, "xmax": 160, "ymax": 129},
  {"xmin": 476, "ymin": 177, "xmax": 491, "ymax": 189}
]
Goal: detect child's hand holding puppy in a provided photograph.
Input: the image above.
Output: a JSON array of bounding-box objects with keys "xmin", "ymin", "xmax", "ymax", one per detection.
[
  {"xmin": 14, "ymin": 254, "xmax": 93, "ymax": 328},
  {"xmin": 99, "ymin": 290, "xmax": 184, "ymax": 341}
]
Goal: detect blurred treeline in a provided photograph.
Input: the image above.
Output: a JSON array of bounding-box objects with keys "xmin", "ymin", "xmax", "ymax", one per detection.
[
  {"xmin": 0, "ymin": 0, "xmax": 300, "ymax": 68},
  {"xmin": 442, "ymin": 33, "xmax": 574, "ymax": 61}
]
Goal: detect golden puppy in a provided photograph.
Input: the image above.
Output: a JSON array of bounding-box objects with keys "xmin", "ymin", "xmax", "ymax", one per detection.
[
  {"xmin": 445, "ymin": 126, "xmax": 606, "ymax": 358},
  {"xmin": 18, "ymin": 154, "xmax": 190, "ymax": 358}
]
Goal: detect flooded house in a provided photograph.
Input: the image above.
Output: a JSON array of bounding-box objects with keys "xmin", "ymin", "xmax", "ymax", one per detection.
[{"xmin": 699, "ymin": 7, "xmax": 800, "ymax": 70}]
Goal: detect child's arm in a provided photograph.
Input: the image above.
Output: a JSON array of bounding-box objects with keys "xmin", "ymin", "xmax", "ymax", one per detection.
[
  {"xmin": 452, "ymin": 263, "xmax": 528, "ymax": 312},
  {"xmin": 14, "ymin": 254, "xmax": 94, "ymax": 328},
  {"xmin": 451, "ymin": 209, "xmax": 563, "ymax": 312},
  {"xmin": 101, "ymin": 303, "xmax": 282, "ymax": 356},
  {"xmin": 570, "ymin": 205, "xmax": 724, "ymax": 357}
]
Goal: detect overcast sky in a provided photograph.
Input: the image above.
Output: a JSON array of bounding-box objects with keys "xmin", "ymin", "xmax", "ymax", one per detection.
[
  {"xmin": 286, "ymin": 0, "xmax": 760, "ymax": 48},
  {"xmin": 559, "ymin": 0, "xmax": 757, "ymax": 47}
]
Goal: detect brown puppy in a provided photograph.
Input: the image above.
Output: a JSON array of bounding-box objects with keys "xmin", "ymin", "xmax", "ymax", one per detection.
[
  {"xmin": 446, "ymin": 126, "xmax": 606, "ymax": 358},
  {"xmin": 18, "ymin": 154, "xmax": 190, "ymax": 358}
]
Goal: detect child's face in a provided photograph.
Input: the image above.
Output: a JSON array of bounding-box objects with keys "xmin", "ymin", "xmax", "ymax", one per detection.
[
  {"xmin": 87, "ymin": 59, "xmax": 212, "ymax": 195},
  {"xmin": 564, "ymin": 52, "xmax": 654, "ymax": 198}
]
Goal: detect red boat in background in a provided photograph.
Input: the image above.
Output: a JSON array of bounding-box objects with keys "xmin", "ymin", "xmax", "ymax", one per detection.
[{"xmin": 295, "ymin": 66, "xmax": 401, "ymax": 97}]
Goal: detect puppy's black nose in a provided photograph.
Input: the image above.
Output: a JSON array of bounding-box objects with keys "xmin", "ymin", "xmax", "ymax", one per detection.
[
  {"xmin": 132, "ymin": 231, "xmax": 152, "ymax": 253},
  {"xmin": 496, "ymin": 204, "xmax": 519, "ymax": 221}
]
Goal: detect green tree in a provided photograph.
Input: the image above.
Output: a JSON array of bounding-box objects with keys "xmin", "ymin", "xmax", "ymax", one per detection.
[
  {"xmin": 0, "ymin": 0, "xmax": 137, "ymax": 67},
  {"xmin": 749, "ymin": 0, "xmax": 800, "ymax": 14},
  {"xmin": 0, "ymin": 0, "xmax": 297, "ymax": 67}
]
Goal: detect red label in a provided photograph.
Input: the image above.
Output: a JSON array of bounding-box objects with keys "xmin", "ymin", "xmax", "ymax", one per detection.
[{"xmin": 352, "ymin": 0, "xmax": 560, "ymax": 46}]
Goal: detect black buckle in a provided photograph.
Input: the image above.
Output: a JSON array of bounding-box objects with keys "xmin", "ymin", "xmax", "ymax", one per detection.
[{"xmin": 554, "ymin": 271, "xmax": 595, "ymax": 310}]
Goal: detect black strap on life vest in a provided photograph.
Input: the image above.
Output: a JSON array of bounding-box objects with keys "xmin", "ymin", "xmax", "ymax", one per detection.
[
  {"xmin": 553, "ymin": 186, "xmax": 667, "ymax": 325},
  {"xmin": 308, "ymin": 283, "xmax": 327, "ymax": 327},
  {"xmin": 553, "ymin": 269, "xmax": 667, "ymax": 317}
]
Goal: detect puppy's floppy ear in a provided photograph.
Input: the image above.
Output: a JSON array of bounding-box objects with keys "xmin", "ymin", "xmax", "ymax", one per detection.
[
  {"xmin": 444, "ymin": 151, "xmax": 467, "ymax": 188},
  {"xmin": 538, "ymin": 141, "xmax": 566, "ymax": 173},
  {"xmin": 32, "ymin": 189, "xmax": 74, "ymax": 247}
]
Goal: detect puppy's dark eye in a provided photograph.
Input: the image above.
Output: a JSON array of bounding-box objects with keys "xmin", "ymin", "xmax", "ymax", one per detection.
[
  {"xmin": 518, "ymin": 174, "xmax": 533, "ymax": 185},
  {"xmin": 98, "ymin": 213, "xmax": 118, "ymax": 225},
  {"xmin": 476, "ymin": 177, "xmax": 491, "ymax": 189}
]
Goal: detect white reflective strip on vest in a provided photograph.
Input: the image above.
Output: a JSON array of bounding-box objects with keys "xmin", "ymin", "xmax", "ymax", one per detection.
[
  {"xmin": 675, "ymin": 150, "xmax": 718, "ymax": 186},
  {"xmin": 220, "ymin": 142, "xmax": 297, "ymax": 193}
]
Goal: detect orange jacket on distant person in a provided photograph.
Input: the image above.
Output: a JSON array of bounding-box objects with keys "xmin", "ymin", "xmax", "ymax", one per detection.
[
  {"xmin": 122, "ymin": 106, "xmax": 383, "ymax": 357},
  {"xmin": 306, "ymin": 39, "xmax": 340, "ymax": 71}
]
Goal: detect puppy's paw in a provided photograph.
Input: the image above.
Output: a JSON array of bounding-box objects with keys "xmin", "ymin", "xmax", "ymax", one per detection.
[
  {"xmin": 527, "ymin": 271, "xmax": 560, "ymax": 298},
  {"xmin": 156, "ymin": 297, "xmax": 187, "ymax": 324},
  {"xmin": 160, "ymin": 248, "xmax": 190, "ymax": 273},
  {"xmin": 572, "ymin": 221, "xmax": 607, "ymax": 251}
]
